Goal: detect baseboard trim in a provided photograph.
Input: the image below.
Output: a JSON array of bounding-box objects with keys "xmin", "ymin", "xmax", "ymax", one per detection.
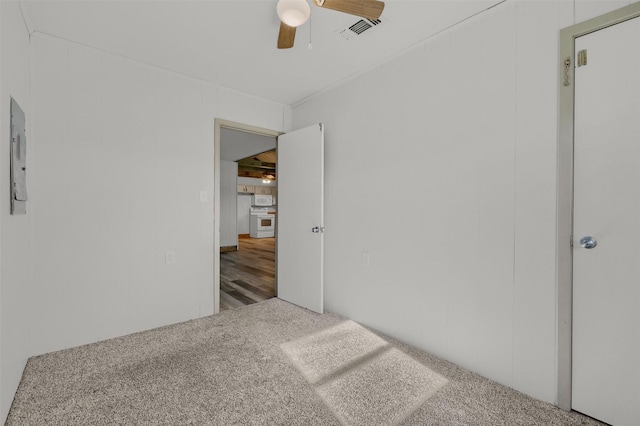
[
  {"xmin": 220, "ymin": 246, "xmax": 237, "ymax": 253},
  {"xmin": 238, "ymin": 234, "xmax": 250, "ymax": 239}
]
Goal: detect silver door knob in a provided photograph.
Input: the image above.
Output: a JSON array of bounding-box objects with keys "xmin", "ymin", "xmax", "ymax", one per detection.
[{"xmin": 579, "ymin": 236, "xmax": 597, "ymax": 249}]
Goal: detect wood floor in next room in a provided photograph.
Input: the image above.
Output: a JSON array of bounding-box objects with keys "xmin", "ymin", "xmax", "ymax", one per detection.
[{"xmin": 220, "ymin": 237, "xmax": 275, "ymax": 311}]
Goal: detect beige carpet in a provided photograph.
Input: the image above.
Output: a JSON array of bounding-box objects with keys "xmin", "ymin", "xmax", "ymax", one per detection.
[{"xmin": 7, "ymin": 298, "xmax": 603, "ymax": 425}]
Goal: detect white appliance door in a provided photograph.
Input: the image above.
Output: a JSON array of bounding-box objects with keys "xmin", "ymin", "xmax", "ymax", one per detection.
[
  {"xmin": 259, "ymin": 216, "xmax": 274, "ymax": 230},
  {"xmin": 572, "ymin": 16, "xmax": 640, "ymax": 426},
  {"xmin": 277, "ymin": 123, "xmax": 324, "ymax": 313}
]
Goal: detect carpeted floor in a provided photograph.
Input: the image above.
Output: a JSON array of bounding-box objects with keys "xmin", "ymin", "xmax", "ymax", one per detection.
[{"xmin": 7, "ymin": 298, "xmax": 603, "ymax": 425}]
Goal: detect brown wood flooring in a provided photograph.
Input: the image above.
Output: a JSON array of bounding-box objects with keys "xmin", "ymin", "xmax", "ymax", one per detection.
[{"xmin": 220, "ymin": 237, "xmax": 275, "ymax": 311}]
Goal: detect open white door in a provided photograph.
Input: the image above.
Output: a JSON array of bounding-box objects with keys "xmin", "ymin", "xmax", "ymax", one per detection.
[{"xmin": 277, "ymin": 124, "xmax": 324, "ymax": 313}]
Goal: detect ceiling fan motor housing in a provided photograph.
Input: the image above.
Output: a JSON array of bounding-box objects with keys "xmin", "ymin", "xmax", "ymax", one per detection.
[{"xmin": 277, "ymin": 0, "xmax": 311, "ymax": 27}]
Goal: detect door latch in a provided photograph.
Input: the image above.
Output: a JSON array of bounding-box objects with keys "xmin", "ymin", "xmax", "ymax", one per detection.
[{"xmin": 311, "ymin": 226, "xmax": 325, "ymax": 233}]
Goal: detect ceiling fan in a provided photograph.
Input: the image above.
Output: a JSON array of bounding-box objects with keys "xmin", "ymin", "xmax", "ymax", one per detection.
[{"xmin": 276, "ymin": 0, "xmax": 385, "ymax": 49}]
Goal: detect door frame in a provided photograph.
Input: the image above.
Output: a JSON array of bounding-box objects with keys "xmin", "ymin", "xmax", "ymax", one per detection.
[
  {"xmin": 556, "ymin": 2, "xmax": 640, "ymax": 411},
  {"xmin": 214, "ymin": 118, "xmax": 282, "ymax": 314}
]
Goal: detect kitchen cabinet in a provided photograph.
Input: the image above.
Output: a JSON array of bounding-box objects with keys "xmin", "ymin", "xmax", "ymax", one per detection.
[
  {"xmin": 237, "ymin": 184, "xmax": 255, "ymax": 194},
  {"xmin": 237, "ymin": 184, "xmax": 276, "ymax": 195},
  {"xmin": 255, "ymin": 186, "xmax": 274, "ymax": 195}
]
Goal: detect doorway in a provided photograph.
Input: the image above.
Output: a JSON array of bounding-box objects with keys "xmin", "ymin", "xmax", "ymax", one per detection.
[
  {"xmin": 214, "ymin": 119, "xmax": 281, "ymax": 313},
  {"xmin": 557, "ymin": 2, "xmax": 640, "ymax": 421}
]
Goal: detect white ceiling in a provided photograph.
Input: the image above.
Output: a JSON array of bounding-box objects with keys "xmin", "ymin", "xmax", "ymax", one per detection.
[{"xmin": 21, "ymin": 0, "xmax": 503, "ymax": 105}]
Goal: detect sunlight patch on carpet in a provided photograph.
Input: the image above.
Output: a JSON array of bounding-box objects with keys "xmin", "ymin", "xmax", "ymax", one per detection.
[
  {"xmin": 316, "ymin": 347, "xmax": 448, "ymax": 426},
  {"xmin": 280, "ymin": 320, "xmax": 389, "ymax": 383},
  {"xmin": 281, "ymin": 320, "xmax": 448, "ymax": 425}
]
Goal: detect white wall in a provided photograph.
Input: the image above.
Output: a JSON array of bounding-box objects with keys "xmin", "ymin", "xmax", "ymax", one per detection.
[
  {"xmin": 292, "ymin": 0, "xmax": 632, "ymax": 405},
  {"xmin": 29, "ymin": 33, "xmax": 288, "ymax": 350},
  {"xmin": 1, "ymin": 1, "xmax": 32, "ymax": 420},
  {"xmin": 0, "ymin": 29, "xmax": 289, "ymax": 422},
  {"xmin": 31, "ymin": 33, "xmax": 214, "ymax": 354},
  {"xmin": 220, "ymin": 160, "xmax": 238, "ymax": 247}
]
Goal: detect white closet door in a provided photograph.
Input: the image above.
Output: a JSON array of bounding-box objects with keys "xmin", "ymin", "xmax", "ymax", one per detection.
[{"xmin": 572, "ymin": 15, "xmax": 640, "ymax": 426}]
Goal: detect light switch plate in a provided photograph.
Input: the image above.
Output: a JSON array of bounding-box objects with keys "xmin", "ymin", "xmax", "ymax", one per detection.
[
  {"xmin": 165, "ymin": 251, "xmax": 176, "ymax": 265},
  {"xmin": 200, "ymin": 190, "xmax": 208, "ymax": 203}
]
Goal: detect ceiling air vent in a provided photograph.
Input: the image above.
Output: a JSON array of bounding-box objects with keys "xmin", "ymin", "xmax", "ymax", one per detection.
[{"xmin": 334, "ymin": 18, "xmax": 385, "ymax": 41}]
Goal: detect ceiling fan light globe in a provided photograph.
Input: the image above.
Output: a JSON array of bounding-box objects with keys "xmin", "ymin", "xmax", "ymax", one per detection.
[{"xmin": 277, "ymin": 0, "xmax": 311, "ymax": 27}]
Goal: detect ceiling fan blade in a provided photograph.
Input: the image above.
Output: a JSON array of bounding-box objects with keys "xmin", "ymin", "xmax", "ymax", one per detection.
[
  {"xmin": 277, "ymin": 22, "xmax": 296, "ymax": 49},
  {"xmin": 317, "ymin": 0, "xmax": 385, "ymax": 20}
]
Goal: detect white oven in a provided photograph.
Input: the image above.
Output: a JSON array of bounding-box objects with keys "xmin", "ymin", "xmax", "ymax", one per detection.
[
  {"xmin": 250, "ymin": 208, "xmax": 275, "ymax": 238},
  {"xmin": 251, "ymin": 194, "xmax": 273, "ymax": 206}
]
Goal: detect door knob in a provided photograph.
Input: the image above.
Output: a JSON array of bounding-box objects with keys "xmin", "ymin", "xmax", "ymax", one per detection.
[
  {"xmin": 311, "ymin": 226, "xmax": 324, "ymax": 233},
  {"xmin": 579, "ymin": 236, "xmax": 597, "ymax": 249}
]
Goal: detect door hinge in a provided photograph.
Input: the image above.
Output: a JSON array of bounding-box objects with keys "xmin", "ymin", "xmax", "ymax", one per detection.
[
  {"xmin": 563, "ymin": 57, "xmax": 571, "ymax": 86},
  {"xmin": 570, "ymin": 236, "xmax": 574, "ymax": 247},
  {"xmin": 577, "ymin": 49, "xmax": 588, "ymax": 67}
]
